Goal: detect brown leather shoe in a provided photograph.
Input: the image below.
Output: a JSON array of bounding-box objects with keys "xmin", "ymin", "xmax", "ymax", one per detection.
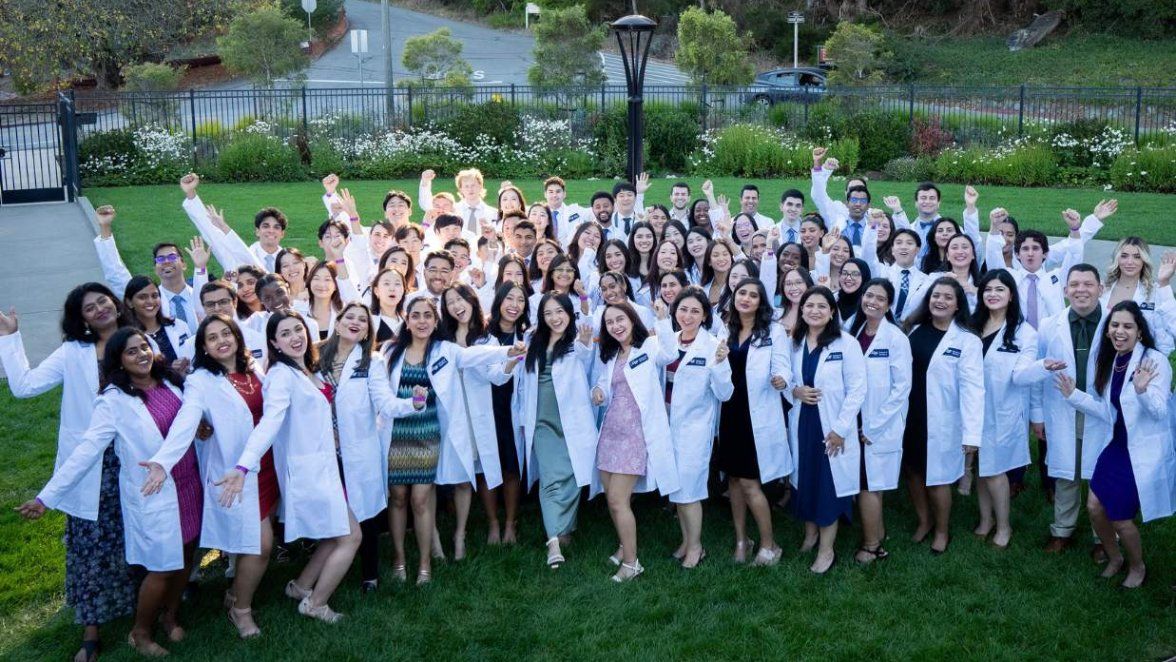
[
  {"xmin": 1090, "ymin": 543, "xmax": 1108, "ymax": 564},
  {"xmin": 1042, "ymin": 536, "xmax": 1073, "ymax": 553}
]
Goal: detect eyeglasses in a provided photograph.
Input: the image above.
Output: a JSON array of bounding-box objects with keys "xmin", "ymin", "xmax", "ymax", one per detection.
[
  {"xmin": 552, "ymin": 267, "xmax": 576, "ymax": 275},
  {"xmin": 840, "ymin": 271, "xmax": 862, "ymax": 280},
  {"xmin": 847, "ymin": 197, "xmax": 869, "ymax": 204},
  {"xmin": 154, "ymin": 254, "xmax": 180, "ymax": 264}
]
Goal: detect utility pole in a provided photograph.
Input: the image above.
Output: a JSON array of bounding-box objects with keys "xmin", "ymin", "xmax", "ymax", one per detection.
[
  {"xmin": 787, "ymin": 11, "xmax": 805, "ymax": 69},
  {"xmin": 383, "ymin": 0, "xmax": 395, "ymax": 118}
]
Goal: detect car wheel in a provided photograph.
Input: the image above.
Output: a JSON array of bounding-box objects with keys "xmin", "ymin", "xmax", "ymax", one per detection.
[{"xmin": 753, "ymin": 95, "xmax": 772, "ymax": 107}]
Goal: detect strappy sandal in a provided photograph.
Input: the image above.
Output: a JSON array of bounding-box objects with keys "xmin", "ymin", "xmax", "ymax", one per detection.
[
  {"xmin": 546, "ymin": 537, "xmax": 565, "ymax": 569},
  {"xmin": 126, "ymin": 632, "xmax": 168, "ymax": 657},
  {"xmin": 732, "ymin": 538, "xmax": 755, "ymax": 564},
  {"xmin": 611, "ymin": 560, "xmax": 644, "ymax": 583},
  {"xmin": 751, "ymin": 546, "xmax": 783, "ymax": 567},
  {"xmin": 681, "ymin": 548, "xmax": 707, "ymax": 569},
  {"xmin": 855, "ymin": 545, "xmax": 890, "ymax": 564},
  {"xmin": 607, "ymin": 545, "xmax": 624, "ymax": 567},
  {"xmin": 416, "ymin": 569, "xmax": 432, "ymax": 586},
  {"xmin": 228, "ymin": 606, "xmax": 261, "ymax": 639},
  {"xmin": 285, "ymin": 580, "xmax": 311, "ymax": 601},
  {"xmin": 75, "ymin": 639, "xmax": 100, "ymax": 662},
  {"xmin": 392, "ymin": 563, "xmax": 408, "ymax": 582},
  {"xmin": 298, "ymin": 597, "xmax": 343, "ymax": 624}
]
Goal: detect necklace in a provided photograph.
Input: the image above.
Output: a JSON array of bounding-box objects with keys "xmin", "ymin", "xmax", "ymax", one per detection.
[{"xmin": 228, "ymin": 372, "xmax": 258, "ymax": 395}]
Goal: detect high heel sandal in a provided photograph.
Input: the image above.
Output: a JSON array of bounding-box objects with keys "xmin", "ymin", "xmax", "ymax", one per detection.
[
  {"xmin": 855, "ymin": 545, "xmax": 890, "ymax": 565},
  {"xmin": 228, "ymin": 606, "xmax": 261, "ymax": 639},
  {"xmin": 298, "ymin": 597, "xmax": 343, "ymax": 624},
  {"xmin": 681, "ymin": 548, "xmax": 707, "ymax": 569},
  {"xmin": 732, "ymin": 538, "xmax": 755, "ymax": 564},
  {"xmin": 751, "ymin": 546, "xmax": 783, "ymax": 567},
  {"xmin": 127, "ymin": 632, "xmax": 169, "ymax": 657},
  {"xmin": 608, "ymin": 545, "xmax": 624, "ymax": 567},
  {"xmin": 392, "ymin": 563, "xmax": 408, "ymax": 582},
  {"xmin": 611, "ymin": 560, "xmax": 644, "ymax": 583},
  {"xmin": 285, "ymin": 580, "xmax": 311, "ymax": 601},
  {"xmin": 416, "ymin": 569, "xmax": 432, "ymax": 586},
  {"xmin": 546, "ymin": 538, "xmax": 565, "ymax": 569}
]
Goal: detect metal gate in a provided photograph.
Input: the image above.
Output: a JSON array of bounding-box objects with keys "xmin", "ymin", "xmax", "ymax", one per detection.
[{"xmin": 0, "ymin": 94, "xmax": 80, "ymax": 205}]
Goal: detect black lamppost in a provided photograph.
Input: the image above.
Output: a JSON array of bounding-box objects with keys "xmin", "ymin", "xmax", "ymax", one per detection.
[{"xmin": 610, "ymin": 9, "xmax": 656, "ymax": 184}]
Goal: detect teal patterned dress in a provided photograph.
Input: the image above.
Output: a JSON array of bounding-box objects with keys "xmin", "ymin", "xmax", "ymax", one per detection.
[{"xmin": 389, "ymin": 359, "xmax": 441, "ymax": 485}]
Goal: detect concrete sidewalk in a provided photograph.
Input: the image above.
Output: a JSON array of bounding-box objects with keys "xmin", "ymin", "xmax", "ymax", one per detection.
[{"xmin": 0, "ymin": 199, "xmax": 102, "ymax": 368}]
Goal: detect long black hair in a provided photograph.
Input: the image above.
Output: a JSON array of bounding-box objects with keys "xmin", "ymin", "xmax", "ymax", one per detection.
[
  {"xmin": 849, "ymin": 278, "xmax": 896, "ymax": 336},
  {"xmin": 791, "ymin": 286, "xmax": 843, "ymax": 351},
  {"xmin": 717, "ymin": 258, "xmax": 760, "ymax": 315},
  {"xmin": 567, "ymin": 221, "xmax": 603, "ymax": 267},
  {"xmin": 488, "ymin": 282, "xmax": 531, "ymax": 340},
  {"xmin": 701, "ymin": 238, "xmax": 736, "ymax": 288},
  {"xmin": 318, "ymin": 302, "xmax": 376, "ymax": 374},
  {"xmin": 596, "ymin": 238, "xmax": 631, "ymax": 279},
  {"xmin": 386, "ymin": 297, "xmax": 443, "ymax": 372},
  {"xmin": 920, "ymin": 218, "xmax": 961, "ymax": 274},
  {"xmin": 439, "ymin": 283, "xmax": 488, "ymax": 345},
  {"xmin": 266, "ymin": 309, "xmax": 320, "ymax": 373},
  {"xmin": 688, "ymin": 198, "xmax": 710, "ymax": 229},
  {"xmin": 940, "ymin": 232, "xmax": 982, "ymax": 284},
  {"xmin": 777, "ymin": 265, "xmax": 815, "ymax": 314},
  {"xmin": 541, "ymin": 254, "xmax": 581, "ymax": 295},
  {"xmin": 970, "ymin": 269, "xmax": 1023, "ymax": 352},
  {"xmin": 904, "ymin": 276, "xmax": 975, "ymax": 335},
  {"xmin": 525, "ymin": 293, "xmax": 577, "ymax": 374},
  {"xmin": 62, "ymin": 282, "xmax": 129, "ymax": 343},
  {"xmin": 123, "ymin": 275, "xmax": 176, "ymax": 330},
  {"xmin": 836, "ymin": 258, "xmax": 872, "ymax": 321},
  {"xmin": 598, "ymin": 270, "xmax": 637, "ymax": 303},
  {"xmin": 235, "ymin": 265, "xmax": 266, "ymax": 319},
  {"xmin": 192, "ymin": 313, "xmax": 255, "ymax": 376},
  {"xmin": 626, "ymin": 221, "xmax": 656, "ymax": 279},
  {"xmin": 101, "ymin": 327, "xmax": 184, "ymax": 399},
  {"xmin": 598, "ymin": 302, "xmax": 651, "ymax": 364},
  {"xmin": 725, "ymin": 277, "xmax": 774, "ymax": 345},
  {"xmin": 1093, "ymin": 301, "xmax": 1156, "ymax": 395},
  {"xmin": 672, "ymin": 285, "xmax": 714, "ymax": 333},
  {"xmin": 495, "ymin": 254, "xmax": 534, "ymax": 298},
  {"xmin": 528, "ymin": 238, "xmax": 564, "ymax": 283},
  {"xmin": 370, "ymin": 267, "xmax": 407, "ymax": 319}
]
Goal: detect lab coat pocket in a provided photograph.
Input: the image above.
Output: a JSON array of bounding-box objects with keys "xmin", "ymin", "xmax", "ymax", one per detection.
[{"xmin": 127, "ymin": 501, "xmax": 181, "ymax": 571}]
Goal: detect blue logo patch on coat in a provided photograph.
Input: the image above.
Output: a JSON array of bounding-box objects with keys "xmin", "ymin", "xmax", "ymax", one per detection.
[
  {"xmin": 351, "ymin": 367, "xmax": 369, "ymax": 379},
  {"xmin": 430, "ymin": 357, "xmax": 449, "ymax": 374},
  {"xmin": 568, "ymin": 212, "xmax": 581, "ymax": 222},
  {"xmin": 178, "ymin": 334, "xmax": 189, "ymax": 344},
  {"xmin": 996, "ymin": 345, "xmax": 1020, "ymax": 353},
  {"xmin": 943, "ymin": 347, "xmax": 962, "ymax": 358},
  {"xmin": 686, "ymin": 357, "xmax": 707, "ymax": 367},
  {"xmin": 1050, "ymin": 274, "xmax": 1059, "ymax": 285},
  {"xmin": 1140, "ymin": 302, "xmax": 1155, "ymax": 311},
  {"xmin": 825, "ymin": 352, "xmax": 843, "ymax": 362},
  {"xmin": 629, "ymin": 354, "xmax": 648, "ymax": 369},
  {"xmin": 250, "ymin": 349, "xmax": 263, "ymax": 358},
  {"xmin": 757, "ymin": 337, "xmax": 773, "ymax": 348},
  {"xmin": 868, "ymin": 348, "xmax": 889, "ymax": 358}
]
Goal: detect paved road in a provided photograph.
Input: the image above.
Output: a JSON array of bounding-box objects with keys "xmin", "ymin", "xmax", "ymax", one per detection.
[{"xmin": 260, "ymin": 0, "xmax": 688, "ymax": 88}]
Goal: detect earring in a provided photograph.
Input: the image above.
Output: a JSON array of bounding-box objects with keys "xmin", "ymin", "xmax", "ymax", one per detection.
[{"xmin": 84, "ymin": 323, "xmax": 92, "ymax": 334}]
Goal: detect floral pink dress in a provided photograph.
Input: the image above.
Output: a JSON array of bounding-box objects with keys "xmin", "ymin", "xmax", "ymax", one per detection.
[{"xmin": 596, "ymin": 359, "xmax": 648, "ymax": 475}]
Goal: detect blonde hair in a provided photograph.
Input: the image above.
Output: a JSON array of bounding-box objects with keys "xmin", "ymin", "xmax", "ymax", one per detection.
[
  {"xmin": 455, "ymin": 168, "xmax": 485, "ymax": 197},
  {"xmin": 1105, "ymin": 236, "xmax": 1153, "ymax": 296}
]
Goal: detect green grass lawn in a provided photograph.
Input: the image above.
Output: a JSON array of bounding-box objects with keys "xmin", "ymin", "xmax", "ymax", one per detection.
[
  {"xmin": 86, "ymin": 177, "xmax": 1174, "ymax": 276},
  {"xmin": 1, "ymin": 385, "xmax": 1175, "ymax": 660},
  {"xmin": 909, "ymin": 34, "xmax": 1176, "ymax": 87}
]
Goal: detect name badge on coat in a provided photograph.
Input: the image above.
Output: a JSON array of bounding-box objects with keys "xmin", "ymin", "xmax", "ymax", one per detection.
[
  {"xmin": 825, "ymin": 351, "xmax": 843, "ymax": 362},
  {"xmin": 628, "ymin": 354, "xmax": 648, "ymax": 369},
  {"xmin": 1050, "ymin": 274, "xmax": 1059, "ymax": 284},
  {"xmin": 250, "ymin": 349, "xmax": 263, "ymax": 358},
  {"xmin": 430, "ymin": 357, "xmax": 449, "ymax": 375},
  {"xmin": 686, "ymin": 357, "xmax": 707, "ymax": 367},
  {"xmin": 568, "ymin": 212, "xmax": 581, "ymax": 222},
  {"xmin": 1140, "ymin": 302, "xmax": 1155, "ymax": 311},
  {"xmin": 868, "ymin": 348, "xmax": 889, "ymax": 358},
  {"xmin": 996, "ymin": 345, "xmax": 1020, "ymax": 353},
  {"xmin": 757, "ymin": 337, "xmax": 773, "ymax": 348},
  {"xmin": 350, "ymin": 367, "xmax": 369, "ymax": 379},
  {"xmin": 178, "ymin": 333, "xmax": 189, "ymax": 344},
  {"xmin": 943, "ymin": 347, "xmax": 962, "ymax": 358}
]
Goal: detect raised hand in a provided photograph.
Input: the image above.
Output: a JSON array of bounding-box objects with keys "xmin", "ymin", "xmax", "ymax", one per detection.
[
  {"xmin": 186, "ymin": 236, "xmax": 210, "ymax": 270},
  {"xmin": 0, "ymin": 307, "xmax": 19, "ymax": 336},
  {"xmin": 95, "ymin": 205, "xmax": 116, "ymax": 238},
  {"xmin": 989, "ymin": 207, "xmax": 1009, "ymax": 225},
  {"xmin": 1092, "ymin": 198, "xmax": 1118, "ymax": 221},
  {"xmin": 812, "ymin": 146, "xmax": 827, "ymax": 167},
  {"xmin": 823, "ymin": 157, "xmax": 840, "ymax": 172},
  {"xmin": 882, "ymin": 195, "xmax": 903, "ymax": 213},
  {"xmin": 701, "ymin": 179, "xmax": 714, "ymax": 197},
  {"xmin": 180, "ymin": 173, "xmax": 199, "ymax": 199},
  {"xmin": 421, "ymin": 169, "xmax": 436, "ymax": 185},
  {"xmin": 479, "ymin": 219, "xmax": 496, "ymax": 240},
  {"xmin": 768, "ymin": 225, "xmax": 781, "ymax": 244},
  {"xmin": 1062, "ymin": 209, "xmax": 1082, "ymax": 231},
  {"xmin": 963, "ymin": 185, "xmax": 978, "ymax": 210},
  {"xmin": 572, "ymin": 278, "xmax": 587, "ymax": 298},
  {"xmin": 653, "ymin": 298, "xmax": 668, "ymax": 320},
  {"xmin": 635, "ymin": 171, "xmax": 651, "ymax": 194},
  {"xmin": 139, "ymin": 461, "xmax": 168, "ymax": 496},
  {"xmin": 820, "ymin": 231, "xmax": 838, "ymax": 252},
  {"xmin": 338, "ymin": 188, "xmax": 359, "ymax": 219},
  {"xmin": 1133, "ymin": 358, "xmax": 1158, "ymax": 393},
  {"xmin": 1157, "ymin": 251, "xmax": 1176, "ymax": 287},
  {"xmin": 205, "ymin": 205, "xmax": 231, "ymax": 234},
  {"xmin": 578, "ymin": 321, "xmax": 594, "ymax": 346},
  {"xmin": 469, "ymin": 266, "xmax": 486, "ymax": 289},
  {"xmin": 322, "ymin": 173, "xmax": 340, "ymax": 195},
  {"xmin": 14, "ymin": 499, "xmax": 45, "ymax": 520}
]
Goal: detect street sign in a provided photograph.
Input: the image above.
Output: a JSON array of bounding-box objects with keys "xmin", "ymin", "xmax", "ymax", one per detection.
[
  {"xmin": 350, "ymin": 30, "xmax": 369, "ymax": 54},
  {"xmin": 525, "ymin": 2, "xmax": 540, "ymax": 29},
  {"xmin": 302, "ymin": 0, "xmax": 316, "ymax": 13}
]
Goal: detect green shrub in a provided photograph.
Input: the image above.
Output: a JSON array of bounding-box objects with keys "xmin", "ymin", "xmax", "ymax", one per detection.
[
  {"xmin": 853, "ymin": 110, "xmax": 910, "ymax": 171},
  {"xmin": 591, "ymin": 104, "xmax": 703, "ymax": 175},
  {"xmin": 1110, "ymin": 145, "xmax": 1176, "ymax": 193},
  {"xmin": 215, "ymin": 133, "xmax": 306, "ymax": 182},
  {"xmin": 883, "ymin": 156, "xmax": 937, "ymax": 182},
  {"xmin": 935, "ymin": 143, "xmax": 1057, "ymax": 187},
  {"xmin": 432, "ymin": 100, "xmax": 521, "ymax": 148},
  {"xmin": 693, "ymin": 124, "xmax": 858, "ymax": 178},
  {"xmin": 194, "ymin": 120, "xmax": 225, "ymax": 140}
]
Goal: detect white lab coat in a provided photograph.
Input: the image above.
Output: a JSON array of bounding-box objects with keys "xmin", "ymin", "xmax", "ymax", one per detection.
[
  {"xmin": 450, "ymin": 336, "xmax": 514, "ymax": 489},
  {"xmin": 1064, "ymin": 345, "xmax": 1175, "ymax": 522},
  {"xmin": 593, "ymin": 336, "xmax": 679, "ymax": 496},
  {"xmin": 784, "ymin": 333, "xmax": 867, "ymax": 498},
  {"xmin": 386, "ymin": 341, "xmax": 512, "ymax": 486},
  {"xmin": 145, "ymin": 319, "xmax": 192, "ymax": 362},
  {"xmin": 910, "ymin": 322, "xmax": 985, "ymax": 486},
  {"xmin": 518, "ymin": 339, "xmax": 600, "ymax": 492},
  {"xmin": 0, "ymin": 333, "xmax": 102, "ymax": 519},
  {"xmin": 728, "ymin": 324, "xmax": 793, "ymax": 483},
  {"xmin": 176, "ymin": 318, "xmax": 268, "ymax": 365},
  {"xmin": 39, "ymin": 383, "xmax": 186, "ymax": 571},
  {"xmin": 977, "ymin": 322, "xmax": 1038, "ymax": 476},
  {"xmin": 1024, "ymin": 307, "xmax": 1105, "ymax": 480},
  {"xmin": 1100, "ymin": 282, "xmax": 1175, "ymax": 355},
  {"xmin": 236, "ymin": 362, "xmax": 350, "ymax": 542},
  {"xmin": 149, "ymin": 367, "xmax": 265, "ymax": 555},
  {"xmin": 326, "ymin": 347, "xmax": 418, "ymax": 521},
  {"xmin": 856, "ymin": 321, "xmax": 913, "ymax": 491},
  {"xmin": 655, "ymin": 322, "xmax": 734, "ymax": 503}
]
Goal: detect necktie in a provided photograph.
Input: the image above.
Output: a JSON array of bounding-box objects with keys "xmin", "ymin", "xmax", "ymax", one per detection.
[
  {"xmin": 1074, "ymin": 316, "xmax": 1091, "ymax": 392},
  {"xmin": 786, "ymin": 227, "xmax": 797, "ymax": 244},
  {"xmin": 1025, "ymin": 274, "xmax": 1040, "ymax": 328},
  {"xmin": 896, "ymin": 269, "xmax": 910, "ymax": 318},
  {"xmin": 851, "ymin": 222, "xmax": 862, "ymax": 246},
  {"xmin": 552, "ymin": 209, "xmax": 560, "ymax": 235},
  {"xmin": 265, "ymin": 253, "xmax": 275, "ymax": 272},
  {"xmin": 466, "ymin": 207, "xmax": 478, "ymax": 233},
  {"xmin": 170, "ymin": 294, "xmax": 190, "ymax": 327},
  {"xmin": 624, "ymin": 217, "xmax": 632, "ymax": 234}
]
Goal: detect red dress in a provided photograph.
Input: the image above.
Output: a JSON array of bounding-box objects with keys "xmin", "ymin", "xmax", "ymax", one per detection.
[{"xmin": 228, "ymin": 373, "xmax": 278, "ymax": 519}]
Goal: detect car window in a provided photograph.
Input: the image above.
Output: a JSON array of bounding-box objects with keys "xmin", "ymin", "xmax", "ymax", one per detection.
[
  {"xmin": 773, "ymin": 73, "xmax": 798, "ymax": 86},
  {"xmin": 798, "ymin": 73, "xmax": 824, "ymax": 87}
]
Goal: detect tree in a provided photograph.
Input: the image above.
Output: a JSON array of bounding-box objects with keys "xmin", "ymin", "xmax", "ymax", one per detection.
[
  {"xmin": 528, "ymin": 5, "xmax": 606, "ymax": 89},
  {"xmin": 218, "ymin": 7, "xmax": 310, "ymax": 89},
  {"xmin": 401, "ymin": 28, "xmax": 474, "ymax": 87},
  {"xmin": 0, "ymin": 0, "xmax": 241, "ymax": 92},
  {"xmin": 824, "ymin": 21, "xmax": 890, "ymax": 85},
  {"xmin": 674, "ymin": 7, "xmax": 754, "ymax": 86},
  {"xmin": 120, "ymin": 62, "xmax": 186, "ymax": 126}
]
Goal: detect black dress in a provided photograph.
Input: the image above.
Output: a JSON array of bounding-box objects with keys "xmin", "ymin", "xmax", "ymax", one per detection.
[
  {"xmin": 902, "ymin": 324, "xmax": 947, "ymax": 477},
  {"xmin": 491, "ymin": 328, "xmax": 522, "ymax": 480},
  {"xmin": 715, "ymin": 336, "xmax": 760, "ymax": 480}
]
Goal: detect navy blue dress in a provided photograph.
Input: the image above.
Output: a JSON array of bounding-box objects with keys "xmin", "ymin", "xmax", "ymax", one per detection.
[
  {"xmin": 1090, "ymin": 353, "xmax": 1140, "ymax": 520},
  {"xmin": 791, "ymin": 343, "xmax": 853, "ymax": 527}
]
